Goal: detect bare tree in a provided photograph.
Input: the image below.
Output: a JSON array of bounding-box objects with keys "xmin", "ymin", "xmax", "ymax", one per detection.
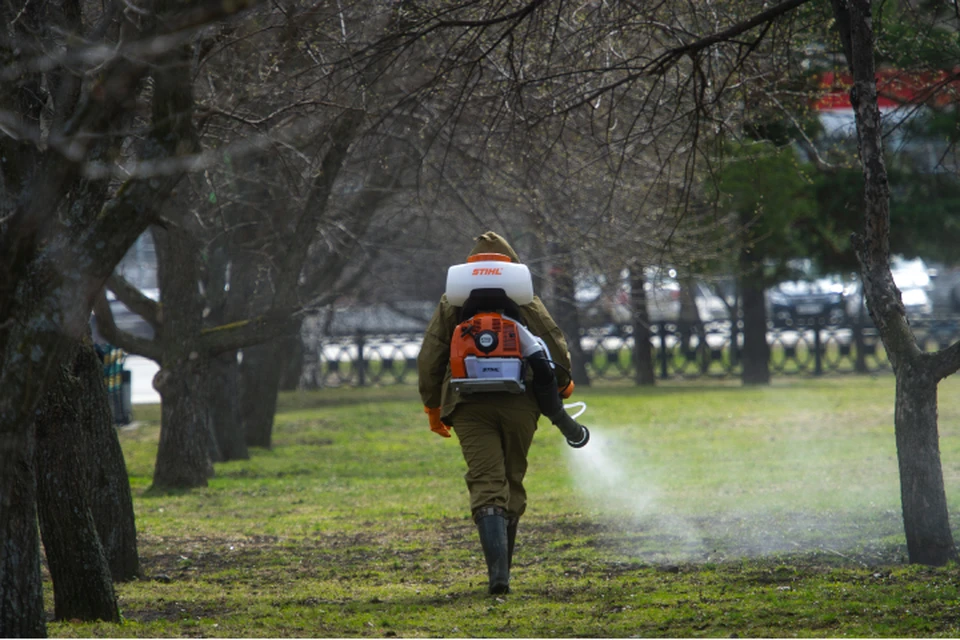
[
  {"xmin": 35, "ymin": 339, "xmax": 120, "ymax": 623},
  {"xmin": 96, "ymin": 0, "xmax": 426, "ymax": 486},
  {"xmin": 832, "ymin": 0, "xmax": 958, "ymax": 566},
  {"xmin": 0, "ymin": 0, "xmax": 261, "ymax": 632}
]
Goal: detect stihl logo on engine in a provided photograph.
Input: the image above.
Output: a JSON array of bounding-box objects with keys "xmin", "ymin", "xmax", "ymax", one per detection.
[{"xmin": 472, "ymin": 267, "xmax": 502, "ymax": 276}]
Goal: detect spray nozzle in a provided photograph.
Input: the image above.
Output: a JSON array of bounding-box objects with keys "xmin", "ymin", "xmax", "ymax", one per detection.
[
  {"xmin": 523, "ymin": 346, "xmax": 590, "ymax": 448},
  {"xmin": 565, "ymin": 423, "xmax": 590, "ymax": 448},
  {"xmin": 553, "ymin": 401, "xmax": 590, "ymax": 448}
]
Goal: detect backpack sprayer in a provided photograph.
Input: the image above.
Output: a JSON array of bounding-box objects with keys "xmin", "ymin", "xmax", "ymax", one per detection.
[{"xmin": 445, "ymin": 253, "xmax": 590, "ymax": 448}]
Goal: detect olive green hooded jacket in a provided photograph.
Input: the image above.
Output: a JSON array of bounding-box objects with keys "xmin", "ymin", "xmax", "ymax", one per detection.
[{"xmin": 417, "ymin": 231, "xmax": 574, "ymax": 423}]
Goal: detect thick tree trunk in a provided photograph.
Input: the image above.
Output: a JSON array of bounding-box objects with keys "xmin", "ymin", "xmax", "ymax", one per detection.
[
  {"xmin": 224, "ymin": 239, "xmax": 280, "ymax": 450},
  {"xmin": 209, "ymin": 351, "xmax": 249, "ymax": 461},
  {"xmin": 76, "ymin": 341, "xmax": 141, "ymax": 582},
  {"xmin": 895, "ymin": 367, "xmax": 955, "ymax": 565},
  {"xmin": 200, "ymin": 236, "xmax": 248, "ymax": 462},
  {"xmin": 278, "ymin": 333, "xmax": 304, "ymax": 391},
  {"xmin": 0, "ymin": 169, "xmax": 157, "ymax": 637},
  {"xmin": 35, "ymin": 344, "xmax": 119, "ymax": 623},
  {"xmin": 740, "ymin": 277, "xmax": 770, "ymax": 385},
  {"xmin": 141, "ymin": 27, "xmax": 211, "ymax": 490},
  {"xmin": 240, "ymin": 343, "xmax": 282, "ymax": 449},
  {"xmin": 154, "ymin": 360, "xmax": 215, "ymax": 489},
  {"xmin": 153, "ymin": 214, "xmax": 215, "ymax": 488},
  {"xmin": 0, "ymin": 425, "xmax": 46, "ymax": 638},
  {"xmin": 630, "ymin": 267, "xmax": 656, "ymax": 386},
  {"xmin": 0, "ymin": 267, "xmax": 101, "ymax": 638}
]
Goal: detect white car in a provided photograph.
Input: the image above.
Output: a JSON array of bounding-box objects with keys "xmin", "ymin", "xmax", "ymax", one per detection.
[
  {"xmin": 576, "ymin": 268, "xmax": 729, "ymax": 327},
  {"xmin": 845, "ymin": 256, "xmax": 933, "ymax": 321}
]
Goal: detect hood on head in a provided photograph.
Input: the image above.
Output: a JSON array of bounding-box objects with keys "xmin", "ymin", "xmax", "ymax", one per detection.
[{"xmin": 468, "ymin": 231, "xmax": 521, "ymax": 263}]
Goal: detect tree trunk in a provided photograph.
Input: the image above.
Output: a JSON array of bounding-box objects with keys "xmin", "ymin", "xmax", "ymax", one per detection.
[
  {"xmin": 551, "ymin": 251, "xmax": 590, "ymax": 387},
  {"xmin": 153, "ymin": 360, "xmax": 215, "ymax": 489},
  {"xmin": 200, "ymin": 234, "xmax": 248, "ymax": 462},
  {"xmin": 35, "ymin": 344, "xmax": 119, "ymax": 623},
  {"xmin": 894, "ymin": 367, "xmax": 955, "ymax": 565},
  {"xmin": 152, "ymin": 187, "xmax": 216, "ymax": 488},
  {"xmin": 835, "ymin": 0, "xmax": 958, "ymax": 565},
  {"xmin": 740, "ymin": 278, "xmax": 770, "ymax": 385},
  {"xmin": 240, "ymin": 343, "xmax": 282, "ymax": 449},
  {"xmin": 678, "ymin": 276, "xmax": 706, "ymax": 373},
  {"xmin": 77, "ymin": 341, "xmax": 141, "ymax": 582},
  {"xmin": 728, "ymin": 285, "xmax": 742, "ymax": 369},
  {"xmin": 209, "ymin": 351, "xmax": 249, "ymax": 461},
  {"xmin": 0, "ymin": 270, "xmax": 95, "ymax": 638},
  {"xmin": 739, "ymin": 246, "xmax": 770, "ymax": 385},
  {"xmin": 278, "ymin": 333, "xmax": 305, "ymax": 391},
  {"xmin": 0, "ymin": 425, "xmax": 46, "ymax": 638},
  {"xmin": 153, "ymin": 214, "xmax": 215, "ymax": 488},
  {"xmin": 630, "ymin": 267, "xmax": 656, "ymax": 386},
  {"xmin": 225, "ymin": 238, "xmax": 280, "ymax": 450}
]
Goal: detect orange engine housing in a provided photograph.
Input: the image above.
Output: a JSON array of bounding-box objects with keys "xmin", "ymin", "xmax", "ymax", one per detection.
[{"xmin": 450, "ymin": 313, "xmax": 523, "ymax": 378}]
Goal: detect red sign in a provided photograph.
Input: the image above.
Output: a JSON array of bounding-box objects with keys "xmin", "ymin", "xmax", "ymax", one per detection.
[{"xmin": 813, "ymin": 69, "xmax": 960, "ymax": 111}]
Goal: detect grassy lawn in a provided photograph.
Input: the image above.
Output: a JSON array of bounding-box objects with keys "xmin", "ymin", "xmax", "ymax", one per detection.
[{"xmin": 50, "ymin": 375, "xmax": 960, "ymax": 637}]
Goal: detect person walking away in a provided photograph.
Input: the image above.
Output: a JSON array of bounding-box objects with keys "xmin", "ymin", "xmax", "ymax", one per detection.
[{"xmin": 417, "ymin": 231, "xmax": 589, "ymax": 595}]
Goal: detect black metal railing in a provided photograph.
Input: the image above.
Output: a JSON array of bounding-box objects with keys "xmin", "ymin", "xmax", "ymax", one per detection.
[{"xmin": 299, "ymin": 317, "xmax": 960, "ymax": 388}]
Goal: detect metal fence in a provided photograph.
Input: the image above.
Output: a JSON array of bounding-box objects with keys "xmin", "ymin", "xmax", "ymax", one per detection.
[{"xmin": 299, "ymin": 317, "xmax": 960, "ymax": 388}]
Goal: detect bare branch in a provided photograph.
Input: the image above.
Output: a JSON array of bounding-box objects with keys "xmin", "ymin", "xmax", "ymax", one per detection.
[
  {"xmin": 93, "ymin": 290, "xmax": 163, "ymax": 361},
  {"xmin": 930, "ymin": 343, "xmax": 960, "ymax": 381},
  {"xmin": 432, "ymin": 0, "xmax": 550, "ymax": 29},
  {"xmin": 646, "ymin": 0, "xmax": 817, "ymax": 76},
  {"xmin": 107, "ymin": 274, "xmax": 160, "ymax": 329},
  {"xmin": 199, "ymin": 311, "xmax": 300, "ymax": 355}
]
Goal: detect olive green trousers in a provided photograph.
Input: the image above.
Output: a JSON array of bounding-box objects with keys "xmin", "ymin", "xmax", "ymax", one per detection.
[{"xmin": 450, "ymin": 393, "xmax": 539, "ymax": 518}]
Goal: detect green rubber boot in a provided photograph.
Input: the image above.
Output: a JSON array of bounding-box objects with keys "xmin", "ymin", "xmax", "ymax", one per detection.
[
  {"xmin": 506, "ymin": 515, "xmax": 519, "ymax": 569},
  {"xmin": 475, "ymin": 506, "xmax": 510, "ymax": 595}
]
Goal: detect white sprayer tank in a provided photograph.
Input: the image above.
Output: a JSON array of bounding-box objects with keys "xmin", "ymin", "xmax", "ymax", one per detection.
[{"xmin": 445, "ymin": 254, "xmax": 534, "ymax": 307}]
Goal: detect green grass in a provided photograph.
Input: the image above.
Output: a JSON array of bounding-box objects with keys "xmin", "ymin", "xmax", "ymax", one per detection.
[{"xmin": 48, "ymin": 376, "xmax": 960, "ymax": 637}]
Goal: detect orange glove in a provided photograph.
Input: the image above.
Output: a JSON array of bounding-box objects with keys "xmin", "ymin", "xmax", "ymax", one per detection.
[
  {"xmin": 560, "ymin": 380, "xmax": 575, "ymax": 399},
  {"xmin": 425, "ymin": 406, "xmax": 451, "ymax": 438}
]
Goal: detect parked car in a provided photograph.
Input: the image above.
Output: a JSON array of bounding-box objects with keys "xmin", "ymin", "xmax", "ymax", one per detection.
[
  {"xmin": 928, "ymin": 263, "xmax": 960, "ymax": 314},
  {"xmin": 634, "ymin": 279, "xmax": 729, "ymax": 325},
  {"xmin": 766, "ymin": 277, "xmax": 846, "ymax": 328},
  {"xmin": 576, "ymin": 268, "xmax": 728, "ymax": 329}
]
